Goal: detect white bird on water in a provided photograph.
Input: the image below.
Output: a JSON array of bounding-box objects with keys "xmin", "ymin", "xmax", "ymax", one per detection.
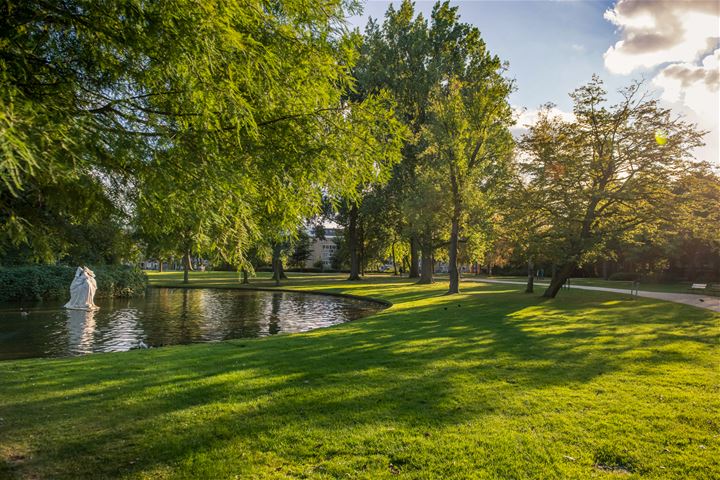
[{"xmin": 138, "ymin": 340, "xmax": 149, "ymax": 349}]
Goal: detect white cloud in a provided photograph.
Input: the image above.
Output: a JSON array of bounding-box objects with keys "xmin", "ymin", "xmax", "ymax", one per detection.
[
  {"xmin": 603, "ymin": 0, "xmax": 719, "ymax": 75},
  {"xmin": 511, "ymin": 106, "xmax": 575, "ymax": 138},
  {"xmin": 604, "ymin": 1, "xmax": 720, "ymax": 164},
  {"xmin": 653, "ymin": 49, "xmax": 720, "ymax": 163}
]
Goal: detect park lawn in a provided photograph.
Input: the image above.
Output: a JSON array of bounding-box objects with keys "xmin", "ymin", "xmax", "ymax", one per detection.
[{"xmin": 1, "ymin": 273, "xmax": 719, "ymax": 479}]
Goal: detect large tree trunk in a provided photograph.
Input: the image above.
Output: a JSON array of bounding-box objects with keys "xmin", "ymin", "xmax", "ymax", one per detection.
[
  {"xmin": 447, "ymin": 166, "xmax": 462, "ymax": 294},
  {"xmin": 182, "ymin": 251, "xmax": 191, "ymax": 284},
  {"xmin": 391, "ymin": 242, "xmax": 398, "ymax": 275},
  {"xmin": 447, "ymin": 210, "xmax": 461, "ymax": 295},
  {"xmin": 409, "ymin": 236, "xmax": 419, "ymax": 278},
  {"xmin": 543, "ymin": 262, "xmax": 576, "ymax": 298},
  {"xmin": 271, "ymin": 244, "xmax": 287, "ymax": 284},
  {"xmin": 347, "ymin": 203, "xmax": 361, "ymax": 281},
  {"xmin": 417, "ymin": 228, "xmax": 434, "ymax": 284},
  {"xmin": 241, "ymin": 268, "xmax": 249, "ymax": 284},
  {"xmin": 158, "ymin": 258, "xmax": 163, "ymax": 273},
  {"xmin": 525, "ymin": 258, "xmax": 534, "ymax": 293}
]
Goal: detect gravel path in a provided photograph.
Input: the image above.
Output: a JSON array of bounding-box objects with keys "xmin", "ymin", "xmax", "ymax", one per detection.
[{"xmin": 464, "ymin": 278, "xmax": 720, "ymax": 313}]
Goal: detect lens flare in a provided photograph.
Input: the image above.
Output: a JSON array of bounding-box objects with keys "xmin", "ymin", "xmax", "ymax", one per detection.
[{"xmin": 655, "ymin": 129, "xmax": 668, "ymax": 146}]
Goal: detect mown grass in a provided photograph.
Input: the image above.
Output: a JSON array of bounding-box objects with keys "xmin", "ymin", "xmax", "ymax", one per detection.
[{"xmin": 1, "ymin": 272, "xmax": 718, "ymax": 479}]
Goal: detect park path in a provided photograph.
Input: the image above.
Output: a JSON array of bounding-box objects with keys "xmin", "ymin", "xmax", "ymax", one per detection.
[{"xmin": 464, "ymin": 278, "xmax": 720, "ymax": 313}]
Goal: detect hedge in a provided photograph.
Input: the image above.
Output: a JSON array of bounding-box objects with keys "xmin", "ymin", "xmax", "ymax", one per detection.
[
  {"xmin": 608, "ymin": 272, "xmax": 641, "ymax": 281},
  {"xmin": 0, "ymin": 265, "xmax": 147, "ymax": 302}
]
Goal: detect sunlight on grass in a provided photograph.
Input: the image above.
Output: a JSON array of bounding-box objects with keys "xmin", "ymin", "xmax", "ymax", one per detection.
[{"xmin": 0, "ymin": 272, "xmax": 718, "ymax": 479}]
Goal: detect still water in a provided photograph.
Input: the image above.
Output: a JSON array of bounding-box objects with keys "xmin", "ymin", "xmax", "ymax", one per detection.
[{"xmin": 0, "ymin": 288, "xmax": 384, "ymax": 360}]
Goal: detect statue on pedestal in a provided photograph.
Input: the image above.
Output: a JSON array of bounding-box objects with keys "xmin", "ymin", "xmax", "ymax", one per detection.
[{"xmin": 64, "ymin": 266, "xmax": 99, "ymax": 311}]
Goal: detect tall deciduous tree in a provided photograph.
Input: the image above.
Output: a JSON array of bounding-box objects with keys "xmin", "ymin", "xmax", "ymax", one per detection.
[
  {"xmin": 519, "ymin": 77, "xmax": 706, "ymax": 298},
  {"xmin": 356, "ymin": 1, "xmax": 503, "ymax": 281},
  {"xmin": 423, "ymin": 76, "xmax": 514, "ymax": 294}
]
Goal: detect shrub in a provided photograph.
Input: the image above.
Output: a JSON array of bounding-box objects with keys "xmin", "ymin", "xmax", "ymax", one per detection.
[
  {"xmin": 608, "ymin": 272, "xmax": 640, "ymax": 281},
  {"xmin": 284, "ymin": 267, "xmax": 322, "ymax": 273},
  {"xmin": 640, "ymin": 272, "xmax": 681, "ymax": 283},
  {"xmin": 0, "ymin": 265, "xmax": 147, "ymax": 302}
]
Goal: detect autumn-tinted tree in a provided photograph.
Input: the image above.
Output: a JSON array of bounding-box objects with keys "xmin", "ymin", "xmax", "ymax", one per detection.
[{"xmin": 519, "ymin": 77, "xmax": 706, "ymax": 298}]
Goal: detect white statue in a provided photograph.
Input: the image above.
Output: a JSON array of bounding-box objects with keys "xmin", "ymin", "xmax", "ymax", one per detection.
[{"xmin": 64, "ymin": 266, "xmax": 99, "ymax": 311}]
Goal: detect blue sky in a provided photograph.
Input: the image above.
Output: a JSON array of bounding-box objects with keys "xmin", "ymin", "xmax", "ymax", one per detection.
[
  {"xmin": 349, "ymin": 0, "xmax": 623, "ymax": 111},
  {"xmin": 348, "ymin": 0, "xmax": 720, "ymax": 164}
]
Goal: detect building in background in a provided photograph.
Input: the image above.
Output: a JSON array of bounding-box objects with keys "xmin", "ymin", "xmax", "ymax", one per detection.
[{"xmin": 306, "ymin": 228, "xmax": 340, "ymax": 268}]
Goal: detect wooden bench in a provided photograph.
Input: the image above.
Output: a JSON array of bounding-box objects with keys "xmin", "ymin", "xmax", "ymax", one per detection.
[{"xmin": 691, "ymin": 283, "xmax": 707, "ymax": 290}]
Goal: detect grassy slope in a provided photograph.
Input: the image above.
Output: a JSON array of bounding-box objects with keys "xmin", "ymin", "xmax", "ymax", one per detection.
[{"xmin": 0, "ymin": 272, "xmax": 718, "ymax": 479}]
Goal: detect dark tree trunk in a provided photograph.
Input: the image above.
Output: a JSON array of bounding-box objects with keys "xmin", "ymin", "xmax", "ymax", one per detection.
[
  {"xmin": 543, "ymin": 263, "xmax": 576, "ymax": 298},
  {"xmin": 447, "ymin": 210, "xmax": 460, "ymax": 295},
  {"xmin": 271, "ymin": 244, "xmax": 287, "ymax": 284},
  {"xmin": 525, "ymin": 258, "xmax": 534, "ymax": 293},
  {"xmin": 409, "ymin": 236, "xmax": 419, "ymax": 278},
  {"xmin": 602, "ymin": 260, "xmax": 608, "ymax": 280},
  {"xmin": 392, "ymin": 242, "xmax": 398, "ymax": 275},
  {"xmin": 359, "ymin": 222, "xmax": 366, "ymax": 277},
  {"xmin": 158, "ymin": 259, "xmax": 163, "ymax": 273},
  {"xmin": 182, "ymin": 251, "xmax": 191, "ymax": 284},
  {"xmin": 417, "ymin": 229, "xmax": 434, "ymax": 284},
  {"xmin": 447, "ymin": 165, "xmax": 462, "ymax": 294},
  {"xmin": 241, "ymin": 268, "xmax": 249, "ymax": 284},
  {"xmin": 348, "ymin": 203, "xmax": 361, "ymax": 281}
]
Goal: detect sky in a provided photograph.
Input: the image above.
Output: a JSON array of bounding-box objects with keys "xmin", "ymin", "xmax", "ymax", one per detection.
[{"xmin": 348, "ymin": 0, "xmax": 720, "ymax": 165}]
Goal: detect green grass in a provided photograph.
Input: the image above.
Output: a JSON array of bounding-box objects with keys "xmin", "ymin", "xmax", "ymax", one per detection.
[
  {"xmin": 1, "ymin": 272, "xmax": 718, "ymax": 479},
  {"xmin": 484, "ymin": 275, "xmax": 716, "ymax": 295}
]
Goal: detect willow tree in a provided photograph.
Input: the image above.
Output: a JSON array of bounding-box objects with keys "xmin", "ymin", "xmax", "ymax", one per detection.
[
  {"xmin": 2, "ymin": 0, "xmax": 405, "ymax": 270},
  {"xmin": 519, "ymin": 77, "xmax": 706, "ymax": 298}
]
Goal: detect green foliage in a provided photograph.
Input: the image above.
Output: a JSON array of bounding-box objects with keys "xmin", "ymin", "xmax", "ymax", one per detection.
[
  {"xmin": 2, "ymin": 0, "xmax": 406, "ymax": 269},
  {"xmin": 0, "ymin": 264, "xmax": 146, "ymax": 301},
  {"xmin": 288, "ymin": 230, "xmax": 312, "ymax": 268},
  {"xmin": 518, "ymin": 76, "xmax": 707, "ymax": 296}
]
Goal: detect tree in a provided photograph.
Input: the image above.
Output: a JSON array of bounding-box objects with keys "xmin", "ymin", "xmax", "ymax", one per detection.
[
  {"xmin": 423, "ymin": 75, "xmax": 513, "ymax": 294},
  {"xmin": 519, "ymin": 77, "xmax": 707, "ymax": 298},
  {"xmin": 288, "ymin": 230, "xmax": 312, "ymax": 268},
  {"xmin": 2, "ymin": 1, "xmax": 406, "ymax": 273}
]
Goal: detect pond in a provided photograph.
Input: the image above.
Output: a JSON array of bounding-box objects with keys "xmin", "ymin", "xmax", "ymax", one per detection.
[{"xmin": 0, "ymin": 288, "xmax": 384, "ymax": 360}]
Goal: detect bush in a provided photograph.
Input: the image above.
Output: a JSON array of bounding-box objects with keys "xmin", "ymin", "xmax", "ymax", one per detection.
[
  {"xmin": 608, "ymin": 272, "xmax": 640, "ymax": 281},
  {"xmin": 0, "ymin": 265, "xmax": 147, "ymax": 302},
  {"xmin": 284, "ymin": 267, "xmax": 322, "ymax": 273},
  {"xmin": 640, "ymin": 272, "xmax": 681, "ymax": 284}
]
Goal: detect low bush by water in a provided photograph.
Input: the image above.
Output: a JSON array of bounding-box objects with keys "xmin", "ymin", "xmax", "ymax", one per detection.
[{"xmin": 0, "ymin": 265, "xmax": 147, "ymax": 301}]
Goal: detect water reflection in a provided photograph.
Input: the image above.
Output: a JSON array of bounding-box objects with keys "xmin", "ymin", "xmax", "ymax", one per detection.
[
  {"xmin": 0, "ymin": 288, "xmax": 383, "ymax": 360},
  {"xmin": 65, "ymin": 308, "xmax": 97, "ymax": 355}
]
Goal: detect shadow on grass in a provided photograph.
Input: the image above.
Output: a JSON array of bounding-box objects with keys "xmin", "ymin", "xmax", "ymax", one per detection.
[{"xmin": 0, "ymin": 278, "xmax": 717, "ymax": 478}]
